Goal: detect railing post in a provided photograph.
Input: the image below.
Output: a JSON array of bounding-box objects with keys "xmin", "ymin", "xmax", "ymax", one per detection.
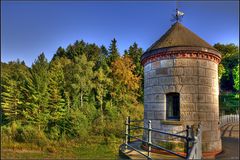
[
  {"xmin": 198, "ymin": 123, "xmax": 202, "ymax": 159},
  {"xmin": 148, "ymin": 120, "xmax": 152, "ymax": 159},
  {"xmin": 128, "ymin": 116, "xmax": 131, "ymax": 143},
  {"xmin": 125, "ymin": 117, "xmax": 129, "ymax": 149},
  {"xmin": 186, "ymin": 125, "xmax": 190, "ymax": 158}
]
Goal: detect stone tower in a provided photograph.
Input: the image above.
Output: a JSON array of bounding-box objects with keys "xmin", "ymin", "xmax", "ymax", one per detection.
[{"xmin": 141, "ymin": 22, "xmax": 222, "ymax": 156}]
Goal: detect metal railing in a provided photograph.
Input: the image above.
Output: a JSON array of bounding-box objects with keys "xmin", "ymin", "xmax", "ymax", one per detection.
[
  {"xmin": 187, "ymin": 123, "xmax": 202, "ymax": 159},
  {"xmin": 219, "ymin": 114, "xmax": 239, "ymax": 127},
  {"xmin": 124, "ymin": 116, "xmax": 202, "ymax": 160}
]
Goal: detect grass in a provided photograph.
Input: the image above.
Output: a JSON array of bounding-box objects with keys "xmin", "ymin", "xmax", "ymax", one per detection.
[
  {"xmin": 72, "ymin": 143, "xmax": 118, "ymax": 159},
  {"xmin": 1, "ymin": 135, "xmax": 122, "ymax": 159}
]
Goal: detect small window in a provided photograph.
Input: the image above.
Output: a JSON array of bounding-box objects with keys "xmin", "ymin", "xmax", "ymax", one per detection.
[{"xmin": 166, "ymin": 93, "xmax": 180, "ymax": 120}]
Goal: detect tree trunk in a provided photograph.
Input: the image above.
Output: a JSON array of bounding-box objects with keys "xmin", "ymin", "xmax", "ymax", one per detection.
[
  {"xmin": 100, "ymin": 98, "xmax": 103, "ymax": 124},
  {"xmin": 80, "ymin": 91, "xmax": 83, "ymax": 107}
]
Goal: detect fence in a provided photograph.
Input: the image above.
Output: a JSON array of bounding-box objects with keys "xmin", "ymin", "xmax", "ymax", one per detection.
[
  {"xmin": 124, "ymin": 116, "xmax": 202, "ymax": 160},
  {"xmin": 219, "ymin": 114, "xmax": 239, "ymax": 127}
]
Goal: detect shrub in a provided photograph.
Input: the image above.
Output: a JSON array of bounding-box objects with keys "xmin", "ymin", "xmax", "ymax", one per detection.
[
  {"xmin": 11, "ymin": 124, "xmax": 49, "ymax": 148},
  {"xmin": 46, "ymin": 145, "xmax": 56, "ymax": 153}
]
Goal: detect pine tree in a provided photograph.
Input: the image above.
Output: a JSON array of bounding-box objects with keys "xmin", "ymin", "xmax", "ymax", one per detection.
[
  {"xmin": 125, "ymin": 43, "xmax": 144, "ymax": 102},
  {"xmin": 85, "ymin": 43, "xmax": 101, "ymax": 62},
  {"xmin": 126, "ymin": 42, "xmax": 143, "ymax": 76},
  {"xmin": 46, "ymin": 58, "xmax": 68, "ymax": 139},
  {"xmin": 108, "ymin": 38, "xmax": 120, "ymax": 64},
  {"xmin": 52, "ymin": 47, "xmax": 67, "ymax": 60},
  {"xmin": 30, "ymin": 53, "xmax": 50, "ymax": 130},
  {"xmin": 95, "ymin": 45, "xmax": 109, "ymax": 70},
  {"xmin": 1, "ymin": 76, "xmax": 21, "ymax": 122},
  {"xmin": 1, "ymin": 61, "xmax": 32, "ymax": 124}
]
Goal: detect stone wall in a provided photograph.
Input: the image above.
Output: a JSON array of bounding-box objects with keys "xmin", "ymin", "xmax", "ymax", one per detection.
[{"xmin": 143, "ymin": 58, "xmax": 221, "ymax": 153}]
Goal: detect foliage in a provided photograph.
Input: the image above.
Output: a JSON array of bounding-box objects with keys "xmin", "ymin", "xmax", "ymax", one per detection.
[
  {"xmin": 64, "ymin": 54, "xmax": 94, "ymax": 108},
  {"xmin": 124, "ymin": 43, "xmax": 144, "ymax": 102},
  {"xmin": 1, "ymin": 38, "xmax": 144, "ymax": 156},
  {"xmin": 111, "ymin": 56, "xmax": 141, "ymax": 106},
  {"xmin": 108, "ymin": 38, "xmax": 120, "ymax": 64},
  {"xmin": 214, "ymin": 43, "xmax": 239, "ymax": 91},
  {"xmin": 218, "ymin": 63, "xmax": 226, "ymax": 81},
  {"xmin": 2, "ymin": 38, "xmax": 238, "ymax": 158},
  {"xmin": 219, "ymin": 93, "xmax": 239, "ymax": 114},
  {"xmin": 233, "ymin": 65, "xmax": 239, "ymax": 92},
  {"xmin": 1, "ymin": 60, "xmax": 32, "ymax": 124}
]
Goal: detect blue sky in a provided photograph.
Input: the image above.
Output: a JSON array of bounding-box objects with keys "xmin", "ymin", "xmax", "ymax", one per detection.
[{"xmin": 2, "ymin": 1, "xmax": 239, "ymax": 67}]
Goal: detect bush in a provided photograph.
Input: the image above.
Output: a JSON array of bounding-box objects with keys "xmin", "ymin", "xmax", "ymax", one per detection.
[
  {"xmin": 1, "ymin": 125, "xmax": 13, "ymax": 143},
  {"xmin": 220, "ymin": 92, "xmax": 239, "ymax": 114},
  {"xmin": 12, "ymin": 125, "xmax": 48, "ymax": 147},
  {"xmin": 65, "ymin": 109, "xmax": 89, "ymax": 139},
  {"xmin": 45, "ymin": 125, "xmax": 61, "ymax": 140},
  {"xmin": 46, "ymin": 145, "xmax": 56, "ymax": 153}
]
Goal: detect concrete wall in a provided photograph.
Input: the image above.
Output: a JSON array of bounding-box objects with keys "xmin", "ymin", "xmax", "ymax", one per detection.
[{"xmin": 143, "ymin": 58, "xmax": 221, "ymax": 153}]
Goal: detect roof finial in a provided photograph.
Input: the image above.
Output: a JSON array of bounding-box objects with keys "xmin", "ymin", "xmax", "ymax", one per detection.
[
  {"xmin": 176, "ymin": 8, "xmax": 184, "ymax": 22},
  {"xmin": 171, "ymin": 1, "xmax": 184, "ymax": 23}
]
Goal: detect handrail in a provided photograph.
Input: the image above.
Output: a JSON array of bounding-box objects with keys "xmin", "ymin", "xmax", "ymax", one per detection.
[
  {"xmin": 187, "ymin": 123, "xmax": 202, "ymax": 160},
  {"xmin": 151, "ymin": 128, "xmax": 188, "ymax": 140},
  {"xmin": 123, "ymin": 116, "xmax": 201, "ymax": 160},
  {"xmin": 130, "ymin": 119, "xmax": 144, "ymax": 122},
  {"xmin": 219, "ymin": 114, "xmax": 239, "ymax": 127},
  {"xmin": 129, "ymin": 124, "xmax": 188, "ymax": 139},
  {"xmin": 128, "ymin": 134, "xmax": 148, "ymax": 144}
]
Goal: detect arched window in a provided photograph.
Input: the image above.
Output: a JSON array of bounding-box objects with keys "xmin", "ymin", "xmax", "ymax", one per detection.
[{"xmin": 166, "ymin": 93, "xmax": 180, "ymax": 120}]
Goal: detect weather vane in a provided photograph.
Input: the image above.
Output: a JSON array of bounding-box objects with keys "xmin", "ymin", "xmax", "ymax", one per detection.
[
  {"xmin": 171, "ymin": 1, "xmax": 184, "ymax": 23},
  {"xmin": 175, "ymin": 8, "xmax": 184, "ymax": 22}
]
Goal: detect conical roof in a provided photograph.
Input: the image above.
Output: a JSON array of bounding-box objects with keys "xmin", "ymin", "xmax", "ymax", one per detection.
[
  {"xmin": 147, "ymin": 22, "xmax": 218, "ymax": 51},
  {"xmin": 143, "ymin": 22, "xmax": 220, "ymax": 59}
]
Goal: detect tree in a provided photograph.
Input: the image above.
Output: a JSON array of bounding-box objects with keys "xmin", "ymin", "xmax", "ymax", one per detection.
[
  {"xmin": 125, "ymin": 43, "xmax": 144, "ymax": 102},
  {"xmin": 94, "ymin": 45, "xmax": 109, "ymax": 70},
  {"xmin": 30, "ymin": 53, "xmax": 50, "ymax": 130},
  {"xmin": 46, "ymin": 58, "xmax": 69, "ymax": 139},
  {"xmin": 64, "ymin": 54, "xmax": 94, "ymax": 108},
  {"xmin": 233, "ymin": 65, "xmax": 239, "ymax": 92},
  {"xmin": 125, "ymin": 42, "xmax": 144, "ymax": 76},
  {"xmin": 94, "ymin": 67, "xmax": 112, "ymax": 116},
  {"xmin": 85, "ymin": 43, "xmax": 101, "ymax": 62},
  {"xmin": 214, "ymin": 43, "xmax": 239, "ymax": 91},
  {"xmin": 1, "ymin": 38, "xmax": 146, "ymax": 144},
  {"xmin": 108, "ymin": 38, "xmax": 120, "ymax": 64},
  {"xmin": 111, "ymin": 56, "xmax": 140, "ymax": 107},
  {"xmin": 1, "ymin": 76, "xmax": 21, "ymax": 122},
  {"xmin": 52, "ymin": 47, "xmax": 67, "ymax": 60},
  {"xmin": 1, "ymin": 61, "xmax": 32, "ymax": 124},
  {"xmin": 100, "ymin": 45, "xmax": 109, "ymax": 58},
  {"xmin": 218, "ymin": 64, "xmax": 226, "ymax": 81},
  {"xmin": 65, "ymin": 40, "xmax": 86, "ymax": 60}
]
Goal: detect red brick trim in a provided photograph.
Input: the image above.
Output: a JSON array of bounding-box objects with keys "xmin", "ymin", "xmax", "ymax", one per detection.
[{"xmin": 141, "ymin": 50, "xmax": 221, "ymax": 66}]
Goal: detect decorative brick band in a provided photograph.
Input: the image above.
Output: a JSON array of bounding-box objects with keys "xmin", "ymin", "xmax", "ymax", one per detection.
[{"xmin": 141, "ymin": 50, "xmax": 221, "ymax": 66}]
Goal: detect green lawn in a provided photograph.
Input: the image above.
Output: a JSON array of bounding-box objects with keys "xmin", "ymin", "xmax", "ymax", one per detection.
[{"xmin": 1, "ymin": 136, "xmax": 122, "ymax": 159}]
